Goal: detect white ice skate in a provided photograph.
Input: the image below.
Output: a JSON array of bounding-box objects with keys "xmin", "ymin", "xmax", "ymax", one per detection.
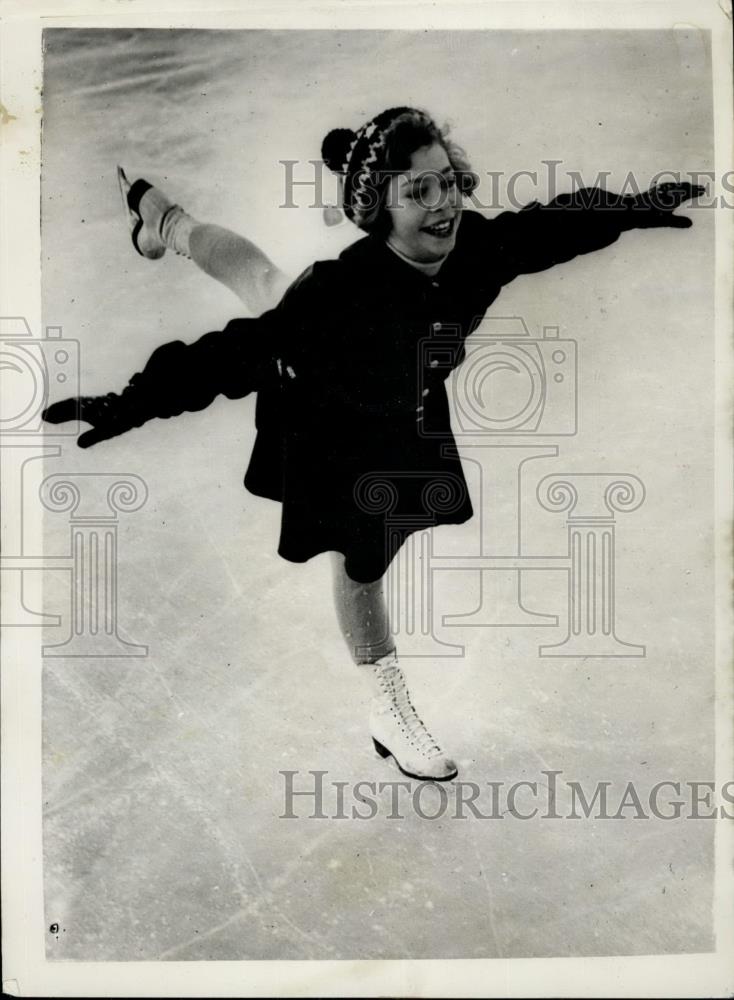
[
  {"xmin": 369, "ymin": 654, "xmax": 458, "ymax": 781},
  {"xmin": 117, "ymin": 165, "xmax": 178, "ymax": 260}
]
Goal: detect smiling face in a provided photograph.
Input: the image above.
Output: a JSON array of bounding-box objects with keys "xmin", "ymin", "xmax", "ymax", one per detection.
[{"xmin": 384, "ymin": 142, "xmax": 463, "ymax": 263}]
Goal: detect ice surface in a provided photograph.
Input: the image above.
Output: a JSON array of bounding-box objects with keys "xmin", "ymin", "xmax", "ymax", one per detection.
[{"xmin": 39, "ymin": 27, "xmax": 715, "ymax": 960}]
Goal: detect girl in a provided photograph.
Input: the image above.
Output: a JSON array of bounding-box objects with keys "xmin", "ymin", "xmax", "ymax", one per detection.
[{"xmin": 43, "ymin": 106, "xmax": 701, "ymax": 781}]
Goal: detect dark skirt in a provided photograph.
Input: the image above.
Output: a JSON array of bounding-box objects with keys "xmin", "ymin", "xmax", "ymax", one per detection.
[{"xmin": 244, "ymin": 379, "xmax": 474, "ymax": 583}]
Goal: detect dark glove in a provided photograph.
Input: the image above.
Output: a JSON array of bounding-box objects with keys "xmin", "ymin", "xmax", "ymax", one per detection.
[
  {"xmin": 42, "ymin": 382, "xmax": 156, "ymax": 448},
  {"xmin": 42, "ymin": 321, "xmax": 276, "ymax": 449},
  {"xmin": 624, "ymin": 181, "xmax": 705, "ymax": 229}
]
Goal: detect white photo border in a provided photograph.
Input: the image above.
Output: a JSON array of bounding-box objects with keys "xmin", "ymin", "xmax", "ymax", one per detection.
[{"xmin": 1, "ymin": 1, "xmax": 732, "ymax": 996}]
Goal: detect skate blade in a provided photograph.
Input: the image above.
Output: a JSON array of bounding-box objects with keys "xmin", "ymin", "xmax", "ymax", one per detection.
[{"xmin": 116, "ymin": 165, "xmax": 134, "ymax": 230}]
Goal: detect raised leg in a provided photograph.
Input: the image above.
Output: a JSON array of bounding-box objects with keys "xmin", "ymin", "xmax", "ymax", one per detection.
[
  {"xmin": 188, "ymin": 224, "xmax": 291, "ymax": 316},
  {"xmin": 119, "ymin": 167, "xmax": 292, "ymax": 315}
]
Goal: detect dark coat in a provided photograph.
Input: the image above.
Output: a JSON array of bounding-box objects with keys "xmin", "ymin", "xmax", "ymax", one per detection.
[{"xmin": 129, "ymin": 191, "xmax": 659, "ymax": 582}]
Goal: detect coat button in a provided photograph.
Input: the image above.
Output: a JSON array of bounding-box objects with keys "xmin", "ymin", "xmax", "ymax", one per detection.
[
  {"xmin": 432, "ymin": 322, "xmax": 442, "ymax": 332},
  {"xmin": 431, "ymin": 280, "xmax": 440, "ymax": 288}
]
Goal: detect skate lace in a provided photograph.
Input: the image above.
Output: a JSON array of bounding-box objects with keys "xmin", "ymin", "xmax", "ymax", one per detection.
[{"xmin": 376, "ymin": 662, "xmax": 442, "ymax": 758}]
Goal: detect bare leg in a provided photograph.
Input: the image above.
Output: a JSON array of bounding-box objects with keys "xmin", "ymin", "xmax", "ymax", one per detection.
[{"xmin": 329, "ymin": 551, "xmax": 394, "ymax": 665}]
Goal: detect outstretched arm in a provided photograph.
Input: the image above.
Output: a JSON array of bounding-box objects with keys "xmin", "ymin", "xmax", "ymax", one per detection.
[
  {"xmin": 481, "ymin": 181, "xmax": 704, "ymax": 283},
  {"xmin": 43, "ymin": 313, "xmax": 282, "ymax": 447}
]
